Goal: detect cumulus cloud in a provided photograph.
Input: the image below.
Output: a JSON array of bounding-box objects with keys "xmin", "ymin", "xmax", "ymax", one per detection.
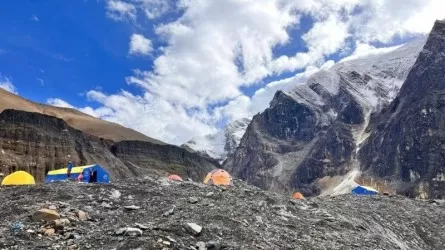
[
  {"xmin": 78, "ymin": 0, "xmax": 445, "ymax": 145},
  {"xmin": 127, "ymin": 0, "xmax": 299, "ymax": 109},
  {"xmin": 129, "ymin": 34, "xmax": 153, "ymax": 56},
  {"xmin": 0, "ymin": 75, "xmax": 17, "ymax": 94}
]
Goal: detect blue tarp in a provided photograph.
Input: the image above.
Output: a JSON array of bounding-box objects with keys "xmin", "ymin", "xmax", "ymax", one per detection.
[
  {"xmin": 45, "ymin": 164, "xmax": 110, "ymax": 183},
  {"xmin": 352, "ymin": 185, "xmax": 378, "ymax": 195}
]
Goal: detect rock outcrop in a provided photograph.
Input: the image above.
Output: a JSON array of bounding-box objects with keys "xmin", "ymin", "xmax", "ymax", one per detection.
[
  {"xmin": 1, "ymin": 178, "xmax": 445, "ymax": 249},
  {"xmin": 225, "ymin": 35, "xmax": 426, "ymax": 196},
  {"xmin": 359, "ymin": 20, "xmax": 445, "ymax": 199},
  {"xmin": 0, "ymin": 109, "xmax": 216, "ymax": 182}
]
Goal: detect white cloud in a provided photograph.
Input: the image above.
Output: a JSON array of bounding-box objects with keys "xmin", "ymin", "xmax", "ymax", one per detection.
[
  {"xmin": 340, "ymin": 43, "xmax": 402, "ymax": 62},
  {"xmin": 0, "ymin": 75, "xmax": 17, "ymax": 94},
  {"xmin": 46, "ymin": 98, "xmax": 112, "ymax": 118},
  {"xmin": 129, "ymin": 34, "xmax": 153, "ymax": 56},
  {"xmin": 350, "ymin": 0, "xmax": 445, "ymax": 43},
  {"xmin": 127, "ymin": 0, "xmax": 299, "ymax": 109},
  {"xmin": 83, "ymin": 0, "xmax": 445, "ymax": 145},
  {"xmin": 106, "ymin": 0, "xmax": 137, "ymax": 21}
]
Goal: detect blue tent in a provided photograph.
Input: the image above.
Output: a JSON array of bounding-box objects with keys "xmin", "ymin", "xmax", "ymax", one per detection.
[
  {"xmin": 352, "ymin": 185, "xmax": 378, "ymax": 195},
  {"xmin": 45, "ymin": 164, "xmax": 110, "ymax": 183}
]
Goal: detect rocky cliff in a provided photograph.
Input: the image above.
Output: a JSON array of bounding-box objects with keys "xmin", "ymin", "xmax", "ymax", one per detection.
[
  {"xmin": 225, "ymin": 35, "xmax": 426, "ymax": 196},
  {"xmin": 0, "ymin": 109, "xmax": 216, "ymax": 182},
  {"xmin": 359, "ymin": 20, "xmax": 445, "ymax": 199}
]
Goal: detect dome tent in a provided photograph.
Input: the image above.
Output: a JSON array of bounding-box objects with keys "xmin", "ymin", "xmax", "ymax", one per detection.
[
  {"xmin": 45, "ymin": 164, "xmax": 110, "ymax": 183},
  {"xmin": 292, "ymin": 192, "xmax": 305, "ymax": 200},
  {"xmin": 168, "ymin": 174, "xmax": 183, "ymax": 181},
  {"xmin": 1, "ymin": 171, "xmax": 35, "ymax": 186},
  {"xmin": 352, "ymin": 185, "xmax": 378, "ymax": 195},
  {"xmin": 204, "ymin": 169, "xmax": 233, "ymax": 186}
]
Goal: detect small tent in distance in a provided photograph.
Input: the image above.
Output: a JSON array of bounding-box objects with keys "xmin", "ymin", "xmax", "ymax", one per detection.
[
  {"xmin": 292, "ymin": 192, "xmax": 305, "ymax": 200},
  {"xmin": 352, "ymin": 185, "xmax": 378, "ymax": 195},
  {"xmin": 204, "ymin": 169, "xmax": 233, "ymax": 186},
  {"xmin": 45, "ymin": 164, "xmax": 110, "ymax": 184},
  {"xmin": 168, "ymin": 174, "xmax": 183, "ymax": 182},
  {"xmin": 1, "ymin": 171, "xmax": 35, "ymax": 186}
]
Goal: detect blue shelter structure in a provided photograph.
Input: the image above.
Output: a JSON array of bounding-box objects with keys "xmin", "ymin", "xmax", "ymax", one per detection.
[
  {"xmin": 45, "ymin": 164, "xmax": 110, "ymax": 183},
  {"xmin": 352, "ymin": 185, "xmax": 378, "ymax": 195}
]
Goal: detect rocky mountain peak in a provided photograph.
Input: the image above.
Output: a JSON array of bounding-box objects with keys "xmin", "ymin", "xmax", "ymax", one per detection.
[
  {"xmin": 224, "ymin": 34, "xmax": 427, "ymax": 196},
  {"xmin": 183, "ymin": 118, "xmax": 252, "ymax": 161},
  {"xmin": 358, "ymin": 20, "xmax": 445, "ymax": 199}
]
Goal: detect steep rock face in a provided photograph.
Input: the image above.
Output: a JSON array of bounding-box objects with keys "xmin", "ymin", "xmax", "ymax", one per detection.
[
  {"xmin": 0, "ymin": 109, "xmax": 216, "ymax": 182},
  {"xmin": 183, "ymin": 118, "xmax": 251, "ymax": 161},
  {"xmin": 359, "ymin": 20, "xmax": 445, "ymax": 199},
  {"xmin": 225, "ymin": 37, "xmax": 426, "ymax": 196},
  {"xmin": 0, "ymin": 109, "xmax": 130, "ymax": 182},
  {"xmin": 111, "ymin": 141, "xmax": 216, "ymax": 181}
]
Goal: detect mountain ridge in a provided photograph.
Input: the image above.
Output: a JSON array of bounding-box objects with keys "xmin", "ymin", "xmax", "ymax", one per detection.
[{"xmin": 0, "ymin": 88, "xmax": 165, "ymax": 145}]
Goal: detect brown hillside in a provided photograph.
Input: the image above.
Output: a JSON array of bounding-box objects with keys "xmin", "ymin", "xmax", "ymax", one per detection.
[{"xmin": 0, "ymin": 88, "xmax": 164, "ymax": 144}]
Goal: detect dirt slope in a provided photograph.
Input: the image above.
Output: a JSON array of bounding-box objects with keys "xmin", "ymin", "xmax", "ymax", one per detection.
[{"xmin": 0, "ymin": 88, "xmax": 164, "ymax": 144}]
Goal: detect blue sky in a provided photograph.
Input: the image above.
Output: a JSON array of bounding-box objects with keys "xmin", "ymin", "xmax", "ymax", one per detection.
[
  {"xmin": 0, "ymin": 0, "xmax": 443, "ymax": 144},
  {"xmin": 0, "ymin": 0, "xmax": 152, "ymax": 107}
]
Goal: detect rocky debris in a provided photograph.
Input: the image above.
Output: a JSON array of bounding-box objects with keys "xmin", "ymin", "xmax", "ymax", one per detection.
[
  {"xmin": 124, "ymin": 228, "xmax": 143, "ymax": 237},
  {"xmin": 206, "ymin": 241, "xmax": 221, "ymax": 250},
  {"xmin": 134, "ymin": 223, "xmax": 149, "ymax": 230},
  {"xmin": 0, "ymin": 178, "xmax": 445, "ymax": 249},
  {"xmin": 32, "ymin": 209, "xmax": 60, "ymax": 222},
  {"xmin": 188, "ymin": 197, "xmax": 199, "ymax": 204},
  {"xmin": 185, "ymin": 223, "xmax": 202, "ymax": 236},
  {"xmin": 163, "ymin": 206, "xmax": 175, "ymax": 217},
  {"xmin": 123, "ymin": 205, "xmax": 141, "ymax": 210},
  {"xmin": 196, "ymin": 241, "xmax": 206, "ymax": 250},
  {"xmin": 115, "ymin": 227, "xmax": 143, "ymax": 237},
  {"xmin": 75, "ymin": 210, "xmax": 89, "ymax": 221}
]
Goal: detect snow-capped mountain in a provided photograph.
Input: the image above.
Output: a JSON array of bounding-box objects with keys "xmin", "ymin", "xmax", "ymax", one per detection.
[
  {"xmin": 225, "ymin": 36, "xmax": 427, "ymax": 196},
  {"xmin": 183, "ymin": 118, "xmax": 251, "ymax": 161}
]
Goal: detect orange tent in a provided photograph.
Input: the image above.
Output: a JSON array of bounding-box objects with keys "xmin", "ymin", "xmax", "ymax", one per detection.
[
  {"xmin": 168, "ymin": 174, "xmax": 183, "ymax": 182},
  {"xmin": 204, "ymin": 169, "xmax": 233, "ymax": 186},
  {"xmin": 292, "ymin": 192, "xmax": 305, "ymax": 200}
]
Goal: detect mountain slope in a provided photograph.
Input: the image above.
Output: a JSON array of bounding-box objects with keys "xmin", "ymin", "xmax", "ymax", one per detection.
[
  {"xmin": 183, "ymin": 118, "xmax": 251, "ymax": 161},
  {"xmin": 359, "ymin": 20, "xmax": 445, "ymax": 199},
  {"xmin": 0, "ymin": 88, "xmax": 164, "ymax": 144},
  {"xmin": 225, "ymin": 36, "xmax": 426, "ymax": 196},
  {"xmin": 0, "ymin": 109, "xmax": 217, "ymax": 182}
]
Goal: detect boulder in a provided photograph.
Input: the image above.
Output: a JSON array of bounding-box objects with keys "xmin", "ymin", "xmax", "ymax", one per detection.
[{"xmin": 32, "ymin": 209, "xmax": 60, "ymax": 222}]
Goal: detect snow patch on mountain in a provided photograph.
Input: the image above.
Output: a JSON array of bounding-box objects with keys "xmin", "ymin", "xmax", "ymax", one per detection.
[{"xmin": 183, "ymin": 118, "xmax": 251, "ymax": 161}]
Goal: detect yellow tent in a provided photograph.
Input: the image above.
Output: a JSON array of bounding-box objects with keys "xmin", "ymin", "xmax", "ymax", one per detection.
[{"xmin": 1, "ymin": 171, "xmax": 35, "ymax": 186}]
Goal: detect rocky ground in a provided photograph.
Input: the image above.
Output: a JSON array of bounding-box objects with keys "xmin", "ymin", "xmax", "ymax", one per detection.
[{"xmin": 1, "ymin": 177, "xmax": 444, "ymax": 250}]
